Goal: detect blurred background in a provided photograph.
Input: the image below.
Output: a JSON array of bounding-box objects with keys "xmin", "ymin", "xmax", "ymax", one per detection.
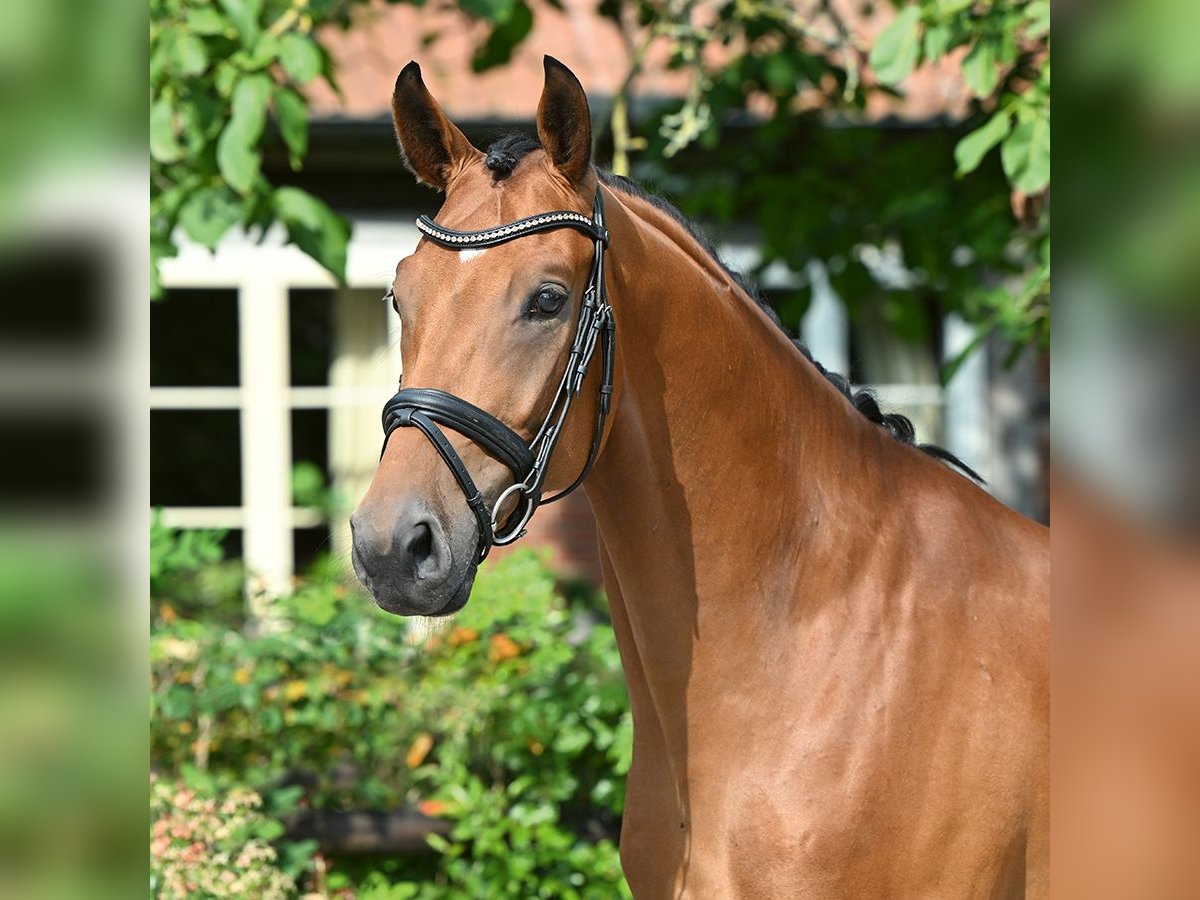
[{"xmin": 14, "ymin": 0, "xmax": 1200, "ymax": 895}]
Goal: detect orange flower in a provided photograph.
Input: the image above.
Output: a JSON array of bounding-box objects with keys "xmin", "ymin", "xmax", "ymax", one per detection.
[
  {"xmin": 159, "ymin": 603, "xmax": 177, "ymax": 624},
  {"xmin": 406, "ymin": 732, "xmax": 434, "ymax": 768},
  {"xmin": 488, "ymin": 633, "xmax": 521, "ymax": 663},
  {"xmin": 418, "ymin": 799, "xmax": 447, "ymax": 817},
  {"xmin": 447, "ymin": 626, "xmax": 479, "ymax": 647}
]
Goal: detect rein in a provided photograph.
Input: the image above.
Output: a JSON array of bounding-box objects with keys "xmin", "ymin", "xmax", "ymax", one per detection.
[{"xmin": 380, "ymin": 187, "xmax": 615, "ymax": 562}]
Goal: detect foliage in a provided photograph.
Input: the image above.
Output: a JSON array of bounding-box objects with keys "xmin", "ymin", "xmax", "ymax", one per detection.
[
  {"xmin": 150, "ymin": 546, "xmax": 632, "ymax": 897},
  {"xmin": 871, "ymin": 0, "xmax": 1050, "ymax": 373},
  {"xmin": 150, "ymin": 774, "xmax": 302, "ymax": 898},
  {"xmin": 149, "ymin": 0, "xmax": 538, "ymax": 297},
  {"xmin": 151, "ymin": 510, "xmax": 226, "ymax": 588},
  {"xmin": 292, "ymin": 460, "xmax": 348, "ymax": 522},
  {"xmin": 151, "ymin": 0, "xmax": 1048, "ymax": 365},
  {"xmin": 151, "ymin": 511, "xmax": 244, "ymax": 625},
  {"xmin": 151, "ymin": 0, "xmax": 344, "ymax": 294},
  {"xmin": 596, "ymin": 0, "xmax": 1049, "ymax": 374}
]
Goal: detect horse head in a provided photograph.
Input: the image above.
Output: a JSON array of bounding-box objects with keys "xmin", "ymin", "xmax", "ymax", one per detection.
[{"xmin": 350, "ymin": 57, "xmax": 613, "ymax": 616}]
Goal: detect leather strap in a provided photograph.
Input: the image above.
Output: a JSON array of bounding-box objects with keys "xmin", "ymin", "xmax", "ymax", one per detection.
[
  {"xmin": 541, "ymin": 311, "xmax": 615, "ymax": 505},
  {"xmin": 382, "ymin": 388, "xmax": 534, "ymax": 478},
  {"xmin": 386, "ymin": 408, "xmax": 496, "ymax": 560}
]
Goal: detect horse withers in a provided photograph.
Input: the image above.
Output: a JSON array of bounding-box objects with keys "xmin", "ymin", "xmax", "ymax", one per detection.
[{"xmin": 350, "ymin": 57, "xmax": 1049, "ymax": 898}]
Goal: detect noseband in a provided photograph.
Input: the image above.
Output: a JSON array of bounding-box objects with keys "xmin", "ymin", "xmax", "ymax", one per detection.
[{"xmin": 380, "ymin": 188, "xmax": 615, "ymax": 562}]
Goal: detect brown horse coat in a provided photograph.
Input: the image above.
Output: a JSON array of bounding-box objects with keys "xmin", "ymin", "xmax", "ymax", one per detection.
[{"xmin": 352, "ymin": 58, "xmax": 1050, "ymax": 898}]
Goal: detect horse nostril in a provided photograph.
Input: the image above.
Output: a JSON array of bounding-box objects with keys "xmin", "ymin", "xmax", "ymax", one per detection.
[
  {"xmin": 407, "ymin": 521, "xmax": 434, "ymax": 573},
  {"xmin": 402, "ymin": 514, "xmax": 450, "ymax": 583}
]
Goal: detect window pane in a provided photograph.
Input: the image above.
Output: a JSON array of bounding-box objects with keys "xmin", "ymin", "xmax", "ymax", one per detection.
[
  {"xmin": 294, "ymin": 527, "xmax": 335, "ymax": 572},
  {"xmin": 151, "ymin": 410, "xmax": 241, "ymax": 506},
  {"xmin": 289, "ymin": 289, "xmax": 334, "ymax": 387},
  {"xmin": 151, "ymin": 289, "xmax": 239, "ymax": 386}
]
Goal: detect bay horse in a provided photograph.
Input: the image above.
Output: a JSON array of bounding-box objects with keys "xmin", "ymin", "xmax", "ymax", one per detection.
[{"xmin": 350, "ymin": 57, "xmax": 1049, "ymax": 898}]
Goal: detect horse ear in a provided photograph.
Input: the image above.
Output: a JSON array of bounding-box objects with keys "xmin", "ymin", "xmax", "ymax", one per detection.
[
  {"xmin": 391, "ymin": 61, "xmax": 481, "ymax": 190},
  {"xmin": 536, "ymin": 56, "xmax": 593, "ymax": 185}
]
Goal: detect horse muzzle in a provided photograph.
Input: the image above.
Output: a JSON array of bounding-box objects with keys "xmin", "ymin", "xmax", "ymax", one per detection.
[{"xmin": 349, "ymin": 497, "xmax": 478, "ymax": 616}]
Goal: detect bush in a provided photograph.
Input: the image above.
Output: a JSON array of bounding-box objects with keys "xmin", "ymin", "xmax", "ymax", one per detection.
[
  {"xmin": 149, "ymin": 774, "xmax": 298, "ymax": 898},
  {"xmin": 150, "ymin": 511, "xmax": 243, "ymax": 626},
  {"xmin": 150, "ymin": 541, "xmax": 632, "ymax": 897}
]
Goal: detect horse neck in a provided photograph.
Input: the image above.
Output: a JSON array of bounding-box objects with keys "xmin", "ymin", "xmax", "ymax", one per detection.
[{"xmin": 583, "ymin": 185, "xmax": 894, "ymax": 691}]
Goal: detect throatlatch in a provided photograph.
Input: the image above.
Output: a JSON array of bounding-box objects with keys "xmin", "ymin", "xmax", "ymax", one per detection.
[{"xmin": 380, "ymin": 187, "xmax": 616, "ymax": 561}]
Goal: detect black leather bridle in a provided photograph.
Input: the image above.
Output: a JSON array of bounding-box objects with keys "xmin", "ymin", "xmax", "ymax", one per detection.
[{"xmin": 380, "ymin": 187, "xmax": 615, "ymax": 562}]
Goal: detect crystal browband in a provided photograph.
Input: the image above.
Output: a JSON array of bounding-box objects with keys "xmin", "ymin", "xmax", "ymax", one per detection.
[{"xmin": 415, "ymin": 210, "xmax": 607, "ymax": 249}]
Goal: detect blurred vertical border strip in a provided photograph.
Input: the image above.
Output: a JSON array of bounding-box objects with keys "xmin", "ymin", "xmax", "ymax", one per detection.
[{"xmin": 0, "ymin": 0, "xmax": 146, "ymax": 894}]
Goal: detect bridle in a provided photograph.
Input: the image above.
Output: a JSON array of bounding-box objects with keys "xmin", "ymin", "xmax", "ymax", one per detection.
[{"xmin": 379, "ymin": 187, "xmax": 615, "ymax": 562}]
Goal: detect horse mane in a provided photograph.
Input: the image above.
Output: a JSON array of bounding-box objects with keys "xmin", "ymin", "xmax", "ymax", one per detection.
[{"xmin": 482, "ymin": 134, "xmax": 983, "ymax": 484}]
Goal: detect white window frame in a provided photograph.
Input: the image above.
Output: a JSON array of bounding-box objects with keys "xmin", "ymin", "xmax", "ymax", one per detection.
[{"xmin": 154, "ymin": 220, "xmax": 414, "ymax": 600}]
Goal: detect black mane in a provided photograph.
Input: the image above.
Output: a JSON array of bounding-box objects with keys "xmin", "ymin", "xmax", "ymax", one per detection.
[
  {"xmin": 484, "ymin": 133, "xmax": 541, "ymax": 179},
  {"xmin": 484, "ymin": 135, "xmax": 983, "ymax": 484}
]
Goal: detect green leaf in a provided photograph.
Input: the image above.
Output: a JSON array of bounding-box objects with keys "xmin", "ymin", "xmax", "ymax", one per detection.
[
  {"xmin": 869, "ymin": 5, "xmax": 922, "ymax": 86},
  {"xmin": 150, "ymin": 99, "xmax": 184, "ymax": 163},
  {"xmin": 216, "ymin": 130, "xmax": 260, "ymax": 195},
  {"xmin": 922, "ymin": 23, "xmax": 953, "ymax": 62},
  {"xmin": 471, "ymin": 1, "xmax": 534, "ymax": 72},
  {"xmin": 233, "ymin": 73, "xmax": 272, "ymax": 136},
  {"xmin": 936, "ymin": 0, "xmax": 973, "ymax": 14},
  {"xmin": 279, "ymin": 33, "xmax": 322, "ymax": 83},
  {"xmin": 290, "ymin": 590, "xmax": 338, "ymax": 627},
  {"xmin": 214, "ymin": 61, "xmax": 239, "ymax": 98},
  {"xmin": 1001, "ymin": 118, "xmax": 1050, "ymax": 193},
  {"xmin": 239, "ymin": 33, "xmax": 280, "ymax": 70},
  {"xmin": 173, "ymin": 33, "xmax": 208, "ymax": 76},
  {"xmin": 291, "ymin": 461, "xmax": 326, "ymax": 508},
  {"xmin": 954, "ymin": 110, "xmax": 1011, "ymax": 175},
  {"xmin": 1025, "ymin": 0, "xmax": 1050, "ymax": 38},
  {"xmin": 217, "ymin": 0, "xmax": 262, "ymax": 44},
  {"xmin": 178, "ymin": 187, "xmax": 242, "ymax": 248},
  {"xmin": 763, "ymin": 53, "xmax": 798, "ymax": 93},
  {"xmin": 459, "ymin": 0, "xmax": 516, "ymax": 22},
  {"xmin": 274, "ymin": 87, "xmax": 308, "ymax": 170},
  {"xmin": 216, "ymin": 74, "xmax": 271, "ymax": 194},
  {"xmin": 962, "ymin": 37, "xmax": 1000, "ymax": 97},
  {"xmin": 185, "ymin": 7, "xmax": 228, "ymax": 35},
  {"xmin": 273, "ymin": 187, "xmax": 349, "ymax": 282}
]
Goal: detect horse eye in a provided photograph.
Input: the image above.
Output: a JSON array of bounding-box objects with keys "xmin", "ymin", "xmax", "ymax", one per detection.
[{"xmin": 530, "ymin": 286, "xmax": 567, "ymax": 317}]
